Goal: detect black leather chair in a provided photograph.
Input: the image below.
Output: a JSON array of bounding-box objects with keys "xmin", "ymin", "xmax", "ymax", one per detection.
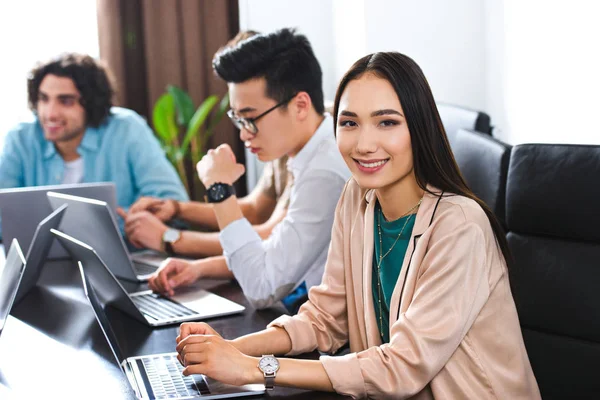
[
  {"xmin": 505, "ymin": 144, "xmax": 600, "ymax": 399},
  {"xmin": 452, "ymin": 129, "xmax": 511, "ymax": 226},
  {"xmin": 437, "ymin": 103, "xmax": 492, "ymax": 148}
]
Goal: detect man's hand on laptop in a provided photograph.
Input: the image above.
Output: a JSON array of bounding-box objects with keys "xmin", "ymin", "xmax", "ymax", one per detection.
[
  {"xmin": 129, "ymin": 196, "xmax": 178, "ymax": 222},
  {"xmin": 148, "ymin": 258, "xmax": 202, "ymax": 296},
  {"xmin": 117, "ymin": 209, "xmax": 167, "ymax": 251}
]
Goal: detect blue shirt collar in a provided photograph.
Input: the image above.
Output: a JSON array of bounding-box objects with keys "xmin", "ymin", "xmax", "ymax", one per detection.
[{"xmin": 42, "ymin": 125, "xmax": 101, "ymax": 159}]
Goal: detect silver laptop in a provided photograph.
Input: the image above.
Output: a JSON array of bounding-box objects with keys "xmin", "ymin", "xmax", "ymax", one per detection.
[
  {"xmin": 12, "ymin": 204, "xmax": 67, "ymax": 306},
  {"xmin": 47, "ymin": 191, "xmax": 160, "ymax": 282},
  {"xmin": 0, "ymin": 240, "xmax": 27, "ymax": 336},
  {"xmin": 52, "ymin": 229, "xmax": 245, "ymax": 327},
  {"xmin": 0, "ymin": 182, "xmax": 116, "ymax": 259},
  {"xmin": 77, "ymin": 262, "xmax": 264, "ymax": 399}
]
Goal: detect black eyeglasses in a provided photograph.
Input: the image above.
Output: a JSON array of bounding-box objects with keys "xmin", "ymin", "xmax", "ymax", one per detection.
[{"xmin": 227, "ymin": 93, "xmax": 297, "ymax": 135}]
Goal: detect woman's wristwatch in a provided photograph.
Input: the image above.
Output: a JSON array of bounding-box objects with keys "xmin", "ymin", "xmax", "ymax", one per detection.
[{"xmin": 257, "ymin": 355, "xmax": 280, "ymax": 390}]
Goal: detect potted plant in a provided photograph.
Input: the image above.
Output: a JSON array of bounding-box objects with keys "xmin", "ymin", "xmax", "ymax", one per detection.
[{"xmin": 152, "ymin": 85, "xmax": 229, "ymax": 200}]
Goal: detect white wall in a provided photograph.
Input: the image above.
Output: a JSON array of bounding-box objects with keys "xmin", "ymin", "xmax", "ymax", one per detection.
[
  {"xmin": 238, "ymin": 0, "xmax": 600, "ymax": 147},
  {"xmin": 0, "ymin": 0, "xmax": 99, "ymax": 149},
  {"xmin": 239, "ymin": 0, "xmax": 337, "ymax": 99},
  {"xmin": 500, "ymin": 0, "xmax": 600, "ymax": 144},
  {"xmin": 363, "ymin": 0, "xmax": 487, "ymax": 112},
  {"xmin": 239, "ymin": 0, "xmax": 486, "ymax": 115}
]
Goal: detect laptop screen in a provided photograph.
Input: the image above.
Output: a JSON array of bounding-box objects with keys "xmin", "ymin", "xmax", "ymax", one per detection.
[
  {"xmin": 0, "ymin": 182, "xmax": 116, "ymax": 259},
  {"xmin": 77, "ymin": 262, "xmax": 126, "ymax": 367},
  {"xmin": 13, "ymin": 204, "xmax": 67, "ymax": 306},
  {"xmin": 47, "ymin": 191, "xmax": 137, "ymax": 282},
  {"xmin": 0, "ymin": 239, "xmax": 26, "ymax": 334}
]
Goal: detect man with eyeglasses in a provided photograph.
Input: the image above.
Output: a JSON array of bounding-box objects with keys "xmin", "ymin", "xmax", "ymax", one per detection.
[
  {"xmin": 0, "ymin": 53, "xmax": 188, "ymax": 237},
  {"xmin": 142, "ymin": 28, "xmax": 350, "ymax": 311},
  {"xmin": 120, "ymin": 31, "xmax": 294, "ymax": 262}
]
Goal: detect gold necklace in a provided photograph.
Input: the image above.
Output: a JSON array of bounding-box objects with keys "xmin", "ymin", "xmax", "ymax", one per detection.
[{"xmin": 375, "ymin": 198, "xmax": 422, "ymax": 340}]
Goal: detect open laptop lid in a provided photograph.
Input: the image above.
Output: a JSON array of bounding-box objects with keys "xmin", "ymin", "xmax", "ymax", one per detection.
[
  {"xmin": 13, "ymin": 204, "xmax": 67, "ymax": 306},
  {"xmin": 77, "ymin": 261, "xmax": 264, "ymax": 400},
  {"xmin": 0, "ymin": 240, "xmax": 26, "ymax": 335},
  {"xmin": 47, "ymin": 191, "xmax": 138, "ymax": 282},
  {"xmin": 50, "ymin": 229, "xmax": 145, "ymax": 324},
  {"xmin": 0, "ymin": 182, "xmax": 116, "ymax": 260},
  {"xmin": 76, "ymin": 261, "xmax": 126, "ymax": 366}
]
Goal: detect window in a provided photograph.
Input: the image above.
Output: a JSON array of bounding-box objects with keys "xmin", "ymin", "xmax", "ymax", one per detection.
[{"xmin": 0, "ymin": 0, "xmax": 99, "ymax": 149}]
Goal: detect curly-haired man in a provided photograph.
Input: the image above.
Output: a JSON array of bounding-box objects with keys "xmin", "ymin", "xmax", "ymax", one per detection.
[{"xmin": 0, "ymin": 53, "xmax": 188, "ymax": 235}]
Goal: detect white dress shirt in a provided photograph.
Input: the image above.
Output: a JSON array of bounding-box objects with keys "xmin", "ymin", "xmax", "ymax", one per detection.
[{"xmin": 219, "ymin": 115, "xmax": 350, "ymax": 309}]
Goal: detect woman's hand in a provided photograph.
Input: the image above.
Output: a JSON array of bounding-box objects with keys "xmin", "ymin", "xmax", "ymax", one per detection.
[{"xmin": 176, "ymin": 326, "xmax": 260, "ymax": 386}]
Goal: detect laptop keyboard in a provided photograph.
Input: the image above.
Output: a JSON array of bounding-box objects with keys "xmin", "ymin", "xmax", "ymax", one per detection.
[
  {"xmin": 139, "ymin": 354, "xmax": 210, "ymax": 398},
  {"xmin": 133, "ymin": 262, "xmax": 159, "ymax": 276},
  {"xmin": 132, "ymin": 293, "xmax": 197, "ymax": 321}
]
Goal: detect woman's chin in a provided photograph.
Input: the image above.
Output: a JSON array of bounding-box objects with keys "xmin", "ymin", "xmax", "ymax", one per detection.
[{"xmin": 353, "ymin": 175, "xmax": 388, "ymax": 190}]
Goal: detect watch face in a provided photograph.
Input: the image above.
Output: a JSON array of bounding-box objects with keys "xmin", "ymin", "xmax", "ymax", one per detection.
[
  {"xmin": 211, "ymin": 185, "xmax": 226, "ymax": 200},
  {"xmin": 163, "ymin": 229, "xmax": 180, "ymax": 243},
  {"xmin": 258, "ymin": 356, "xmax": 279, "ymax": 374}
]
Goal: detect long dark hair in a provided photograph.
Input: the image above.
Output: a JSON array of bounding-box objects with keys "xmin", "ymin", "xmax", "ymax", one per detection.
[{"xmin": 333, "ymin": 52, "xmax": 512, "ymax": 269}]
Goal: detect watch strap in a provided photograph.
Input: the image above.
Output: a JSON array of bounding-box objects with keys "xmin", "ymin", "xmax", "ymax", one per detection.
[
  {"xmin": 264, "ymin": 373, "xmax": 275, "ymax": 390},
  {"xmin": 171, "ymin": 199, "xmax": 181, "ymax": 218},
  {"xmin": 164, "ymin": 241, "xmax": 175, "ymax": 256}
]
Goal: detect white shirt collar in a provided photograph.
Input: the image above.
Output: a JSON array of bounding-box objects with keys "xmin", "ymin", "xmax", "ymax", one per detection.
[{"xmin": 287, "ymin": 114, "xmax": 334, "ymax": 174}]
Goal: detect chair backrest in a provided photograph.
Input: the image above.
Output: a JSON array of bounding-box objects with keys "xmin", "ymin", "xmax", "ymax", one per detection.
[
  {"xmin": 505, "ymin": 143, "xmax": 600, "ymax": 399},
  {"xmin": 437, "ymin": 102, "xmax": 492, "ymax": 147},
  {"xmin": 452, "ymin": 129, "xmax": 511, "ymax": 225}
]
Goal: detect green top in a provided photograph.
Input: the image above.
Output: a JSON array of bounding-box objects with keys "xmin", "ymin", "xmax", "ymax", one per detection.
[{"xmin": 372, "ymin": 201, "xmax": 416, "ymax": 343}]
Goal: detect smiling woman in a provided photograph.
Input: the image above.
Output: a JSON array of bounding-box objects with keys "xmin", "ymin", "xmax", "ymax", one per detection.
[
  {"xmin": 0, "ymin": 0, "xmax": 99, "ymax": 149},
  {"xmin": 174, "ymin": 52, "xmax": 541, "ymax": 399}
]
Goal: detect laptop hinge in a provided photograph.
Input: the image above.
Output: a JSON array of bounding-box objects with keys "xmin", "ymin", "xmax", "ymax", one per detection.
[{"xmin": 123, "ymin": 359, "xmax": 148, "ymax": 399}]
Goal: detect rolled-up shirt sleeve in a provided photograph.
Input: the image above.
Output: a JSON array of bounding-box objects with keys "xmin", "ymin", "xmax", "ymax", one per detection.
[{"xmin": 219, "ymin": 170, "xmax": 346, "ymax": 309}]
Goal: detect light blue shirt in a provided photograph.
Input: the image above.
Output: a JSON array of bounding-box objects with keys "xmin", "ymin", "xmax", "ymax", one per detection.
[{"xmin": 0, "ymin": 107, "xmax": 188, "ymax": 235}]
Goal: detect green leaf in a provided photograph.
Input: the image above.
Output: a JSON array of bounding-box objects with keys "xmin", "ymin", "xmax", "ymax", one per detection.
[
  {"xmin": 167, "ymin": 85, "xmax": 195, "ymax": 126},
  {"xmin": 152, "ymin": 94, "xmax": 178, "ymax": 144},
  {"xmin": 181, "ymin": 95, "xmax": 219, "ymax": 154},
  {"xmin": 205, "ymin": 92, "xmax": 230, "ymax": 140}
]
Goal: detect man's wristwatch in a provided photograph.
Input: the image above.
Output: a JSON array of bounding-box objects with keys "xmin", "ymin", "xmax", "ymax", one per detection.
[
  {"xmin": 162, "ymin": 228, "xmax": 181, "ymax": 256},
  {"xmin": 257, "ymin": 354, "xmax": 279, "ymax": 390},
  {"xmin": 205, "ymin": 182, "xmax": 236, "ymax": 203}
]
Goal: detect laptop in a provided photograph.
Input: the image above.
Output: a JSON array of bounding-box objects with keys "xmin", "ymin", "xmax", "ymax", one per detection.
[
  {"xmin": 12, "ymin": 204, "xmax": 67, "ymax": 306},
  {"xmin": 52, "ymin": 229, "xmax": 245, "ymax": 327},
  {"xmin": 77, "ymin": 262, "xmax": 264, "ymax": 399},
  {"xmin": 0, "ymin": 239, "xmax": 27, "ymax": 336},
  {"xmin": 0, "ymin": 182, "xmax": 116, "ymax": 259},
  {"xmin": 47, "ymin": 191, "xmax": 160, "ymax": 282}
]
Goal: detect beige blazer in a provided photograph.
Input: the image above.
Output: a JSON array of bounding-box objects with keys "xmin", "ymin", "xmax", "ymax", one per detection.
[{"xmin": 269, "ymin": 179, "xmax": 541, "ymax": 399}]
